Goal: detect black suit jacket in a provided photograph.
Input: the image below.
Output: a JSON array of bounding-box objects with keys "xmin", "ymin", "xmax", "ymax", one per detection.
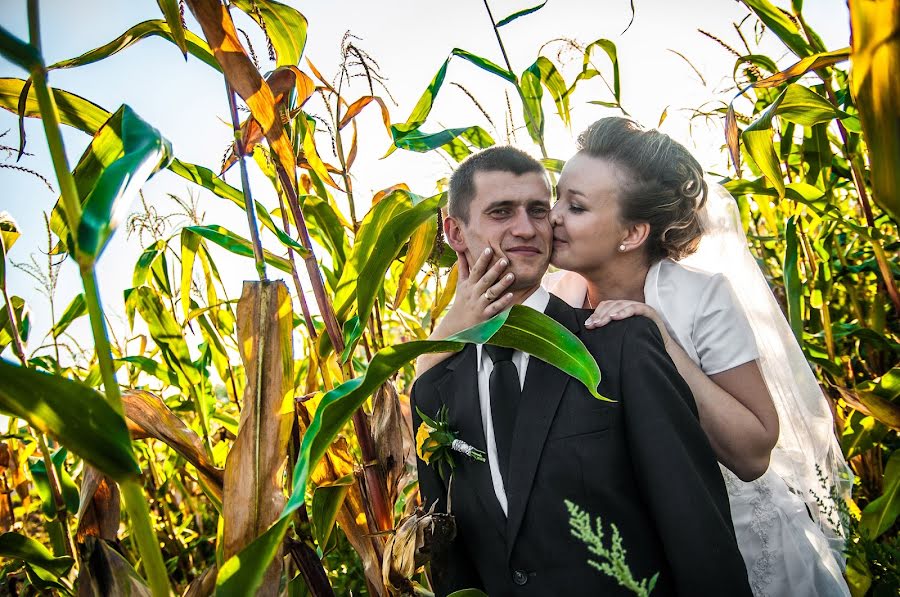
[{"xmin": 412, "ymin": 294, "xmax": 752, "ymax": 597}]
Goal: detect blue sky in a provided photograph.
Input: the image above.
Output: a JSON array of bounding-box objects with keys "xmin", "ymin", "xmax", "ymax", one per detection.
[{"xmin": 0, "ymin": 0, "xmax": 851, "ymax": 360}]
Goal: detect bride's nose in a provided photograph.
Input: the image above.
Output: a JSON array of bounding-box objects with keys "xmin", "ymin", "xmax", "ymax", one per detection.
[{"xmin": 549, "ymin": 203, "xmax": 563, "ymax": 226}]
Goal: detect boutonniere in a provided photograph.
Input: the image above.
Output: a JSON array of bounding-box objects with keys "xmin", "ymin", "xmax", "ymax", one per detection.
[{"xmin": 415, "ymin": 405, "xmax": 486, "ymax": 478}]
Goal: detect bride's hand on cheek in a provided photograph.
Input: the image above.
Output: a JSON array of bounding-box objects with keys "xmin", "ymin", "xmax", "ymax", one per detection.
[
  {"xmin": 585, "ymin": 300, "xmax": 669, "ymax": 341},
  {"xmin": 444, "ymin": 247, "xmax": 516, "ymax": 331}
]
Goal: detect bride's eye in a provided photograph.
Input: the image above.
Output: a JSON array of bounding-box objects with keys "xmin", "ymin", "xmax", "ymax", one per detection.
[{"xmin": 569, "ymin": 203, "xmax": 585, "ymax": 213}]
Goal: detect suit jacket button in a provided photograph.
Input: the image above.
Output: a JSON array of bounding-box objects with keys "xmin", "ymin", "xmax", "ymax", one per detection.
[{"xmin": 512, "ymin": 569, "xmax": 528, "ymax": 585}]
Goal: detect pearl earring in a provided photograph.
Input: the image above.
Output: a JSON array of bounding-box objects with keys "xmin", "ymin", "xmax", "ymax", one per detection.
[{"xmin": 618, "ymin": 244, "xmax": 626, "ymax": 252}]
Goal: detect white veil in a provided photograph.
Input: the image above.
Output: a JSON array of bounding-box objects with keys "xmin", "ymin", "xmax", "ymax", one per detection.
[{"xmin": 681, "ymin": 182, "xmax": 854, "ymax": 562}]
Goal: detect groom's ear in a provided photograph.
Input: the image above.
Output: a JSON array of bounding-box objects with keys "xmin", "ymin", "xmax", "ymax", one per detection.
[
  {"xmin": 622, "ymin": 221, "xmax": 651, "ymax": 252},
  {"xmin": 444, "ymin": 216, "xmax": 468, "ymax": 253}
]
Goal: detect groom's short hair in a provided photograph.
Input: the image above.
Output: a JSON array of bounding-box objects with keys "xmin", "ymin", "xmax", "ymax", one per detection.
[{"xmin": 448, "ymin": 146, "xmax": 545, "ymax": 222}]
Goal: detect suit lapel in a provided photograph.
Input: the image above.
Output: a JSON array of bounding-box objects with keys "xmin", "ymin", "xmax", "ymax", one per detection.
[
  {"xmin": 437, "ymin": 345, "xmax": 507, "ymax": 537},
  {"xmin": 505, "ymin": 295, "xmax": 579, "ymax": 555}
]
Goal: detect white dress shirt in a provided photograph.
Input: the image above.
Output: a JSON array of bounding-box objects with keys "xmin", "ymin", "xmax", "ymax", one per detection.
[{"xmin": 474, "ymin": 286, "xmax": 550, "ymax": 515}]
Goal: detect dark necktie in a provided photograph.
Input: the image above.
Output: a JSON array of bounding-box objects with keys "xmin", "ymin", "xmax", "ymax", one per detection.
[{"xmin": 484, "ymin": 344, "xmax": 520, "ymax": 488}]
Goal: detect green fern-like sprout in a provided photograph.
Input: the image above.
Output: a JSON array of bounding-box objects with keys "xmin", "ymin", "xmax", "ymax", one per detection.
[{"xmin": 565, "ymin": 499, "xmax": 658, "ymax": 597}]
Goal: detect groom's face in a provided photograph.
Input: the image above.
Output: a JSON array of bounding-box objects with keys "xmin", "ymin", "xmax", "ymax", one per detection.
[{"xmin": 446, "ymin": 170, "xmax": 552, "ymax": 293}]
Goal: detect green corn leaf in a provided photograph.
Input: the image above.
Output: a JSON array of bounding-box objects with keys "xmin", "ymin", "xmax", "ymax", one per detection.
[
  {"xmin": 29, "ymin": 448, "xmax": 80, "ymax": 517},
  {"xmin": 310, "ymin": 475, "xmax": 353, "ymax": 550},
  {"xmin": 521, "ymin": 56, "xmax": 571, "ymax": 143},
  {"xmin": 0, "ymin": 296, "xmax": 30, "ymax": 353},
  {"xmin": 783, "ymin": 216, "xmax": 803, "ymax": 342},
  {"xmin": 0, "ymin": 77, "xmax": 110, "ymax": 135},
  {"xmin": 520, "ymin": 62, "xmax": 545, "ymax": 144},
  {"xmin": 568, "ymin": 39, "xmax": 622, "ymax": 111},
  {"xmin": 389, "ymin": 49, "xmax": 513, "ymax": 154},
  {"xmin": 76, "ymin": 106, "xmax": 173, "ymax": 263},
  {"xmin": 180, "ymin": 229, "xmax": 203, "ymax": 322},
  {"xmin": 169, "ymin": 159, "xmax": 307, "ymax": 256},
  {"xmin": 741, "ymin": 0, "xmax": 813, "ymax": 58},
  {"xmin": 0, "ymin": 532, "xmax": 74, "ymax": 578},
  {"xmin": 133, "ymin": 240, "xmax": 167, "ymax": 288},
  {"xmin": 217, "ymin": 306, "xmax": 603, "ymax": 594},
  {"xmin": 742, "ymin": 84, "xmax": 844, "ymax": 198},
  {"xmin": 117, "ymin": 356, "xmax": 180, "ymax": 388},
  {"xmin": 0, "ymin": 359, "xmax": 140, "ymax": 480},
  {"xmin": 487, "ymin": 306, "xmax": 606, "ymax": 401},
  {"xmin": 156, "ymin": 1, "xmax": 189, "ymax": 57},
  {"xmin": 233, "ymin": 0, "xmax": 308, "ymax": 67},
  {"xmin": 354, "ymin": 192, "xmax": 446, "ymax": 345},
  {"xmin": 50, "ymin": 293, "xmax": 86, "ymax": 339},
  {"xmin": 183, "ymin": 225, "xmax": 293, "ymax": 274},
  {"xmin": 860, "ymin": 450, "xmax": 900, "ymax": 539},
  {"xmin": 0, "ymin": 26, "xmax": 41, "ymax": 72},
  {"xmin": 296, "ymin": 194, "xmax": 349, "ymax": 269},
  {"xmin": 47, "ymin": 20, "xmax": 216, "ymax": 72},
  {"xmin": 496, "ymin": 1, "xmax": 548, "ymax": 27},
  {"xmin": 127, "ymin": 285, "xmax": 204, "ymax": 391},
  {"xmin": 750, "ymin": 47, "xmax": 850, "ymax": 89}
]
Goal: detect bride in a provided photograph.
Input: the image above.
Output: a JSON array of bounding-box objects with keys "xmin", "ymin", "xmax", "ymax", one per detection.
[{"xmin": 419, "ymin": 117, "xmax": 852, "ymax": 596}]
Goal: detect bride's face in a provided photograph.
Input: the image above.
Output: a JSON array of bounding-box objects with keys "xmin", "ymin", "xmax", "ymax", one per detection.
[{"xmin": 551, "ymin": 153, "xmax": 629, "ymax": 273}]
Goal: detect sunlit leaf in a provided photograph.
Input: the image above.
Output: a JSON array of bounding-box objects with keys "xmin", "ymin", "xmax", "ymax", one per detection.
[
  {"xmin": 0, "ymin": 360, "xmax": 139, "ymax": 481},
  {"xmin": 185, "ymin": 0, "xmax": 296, "ymax": 178},
  {"xmin": 233, "ymin": 0, "xmax": 308, "ymax": 67},
  {"xmin": 751, "ymin": 47, "xmax": 850, "ymax": 88}
]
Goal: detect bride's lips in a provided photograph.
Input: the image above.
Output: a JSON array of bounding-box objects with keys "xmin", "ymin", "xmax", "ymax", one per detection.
[{"xmin": 552, "ymin": 236, "xmax": 568, "ymax": 247}]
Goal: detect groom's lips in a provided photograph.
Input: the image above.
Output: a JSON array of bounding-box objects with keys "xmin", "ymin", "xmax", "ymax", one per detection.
[{"xmin": 505, "ymin": 245, "xmax": 543, "ymax": 256}]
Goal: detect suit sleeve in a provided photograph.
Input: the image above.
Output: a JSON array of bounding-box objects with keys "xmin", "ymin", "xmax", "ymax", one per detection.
[
  {"xmin": 618, "ymin": 318, "xmax": 753, "ymax": 597},
  {"xmin": 411, "ymin": 378, "xmax": 484, "ymax": 596}
]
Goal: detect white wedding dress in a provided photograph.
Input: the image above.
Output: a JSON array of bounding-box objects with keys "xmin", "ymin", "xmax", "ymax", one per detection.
[{"xmin": 544, "ymin": 185, "xmax": 852, "ymax": 597}]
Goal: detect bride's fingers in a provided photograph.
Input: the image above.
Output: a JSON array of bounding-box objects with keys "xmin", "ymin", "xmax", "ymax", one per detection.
[
  {"xmin": 484, "ymin": 292, "xmax": 514, "ymax": 316},
  {"xmin": 473, "ymin": 257, "xmax": 510, "ymax": 295},
  {"xmin": 465, "ymin": 247, "xmax": 493, "ymax": 284},
  {"xmin": 481, "ymin": 272, "xmax": 515, "ymax": 303},
  {"xmin": 585, "ymin": 300, "xmax": 631, "ymax": 328}
]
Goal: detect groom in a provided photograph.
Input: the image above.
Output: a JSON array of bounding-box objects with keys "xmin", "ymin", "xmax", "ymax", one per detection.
[{"xmin": 412, "ymin": 146, "xmax": 752, "ymax": 596}]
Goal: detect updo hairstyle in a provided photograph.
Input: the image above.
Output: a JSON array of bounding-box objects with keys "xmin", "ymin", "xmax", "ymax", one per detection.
[{"xmin": 576, "ymin": 117, "xmax": 708, "ymax": 262}]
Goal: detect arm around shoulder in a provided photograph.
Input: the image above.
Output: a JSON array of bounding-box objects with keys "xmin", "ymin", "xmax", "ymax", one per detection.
[{"xmin": 618, "ymin": 319, "xmax": 752, "ymax": 596}]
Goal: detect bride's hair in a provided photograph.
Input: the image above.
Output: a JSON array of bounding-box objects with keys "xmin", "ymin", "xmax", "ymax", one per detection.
[{"xmin": 576, "ymin": 117, "xmax": 708, "ymax": 262}]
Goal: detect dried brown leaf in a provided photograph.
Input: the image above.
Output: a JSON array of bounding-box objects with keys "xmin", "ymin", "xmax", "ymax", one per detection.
[
  {"xmin": 371, "ymin": 382, "xmax": 414, "ymax": 506},
  {"xmin": 76, "ymin": 466, "xmax": 120, "ymax": 543},
  {"xmin": 725, "ymin": 104, "xmax": 742, "ymax": 178},
  {"xmin": 122, "ymin": 389, "xmax": 224, "ymax": 497},
  {"xmin": 223, "ymin": 281, "xmax": 294, "ymax": 595}
]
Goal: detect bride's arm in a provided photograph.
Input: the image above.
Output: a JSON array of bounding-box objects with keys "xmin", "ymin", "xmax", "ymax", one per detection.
[
  {"xmin": 414, "ymin": 248, "xmax": 515, "ymax": 377},
  {"xmin": 587, "ymin": 301, "xmax": 779, "ymax": 481}
]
